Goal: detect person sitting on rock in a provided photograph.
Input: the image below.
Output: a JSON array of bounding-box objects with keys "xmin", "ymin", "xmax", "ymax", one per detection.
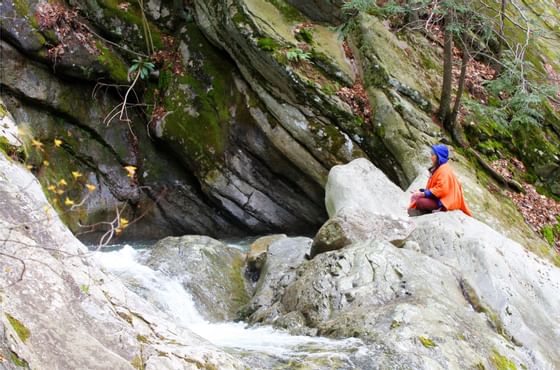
[{"xmin": 408, "ymin": 144, "xmax": 472, "ymax": 216}]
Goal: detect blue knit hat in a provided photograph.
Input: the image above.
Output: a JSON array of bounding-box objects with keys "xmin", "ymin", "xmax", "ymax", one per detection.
[{"xmin": 431, "ymin": 144, "xmax": 449, "ymax": 165}]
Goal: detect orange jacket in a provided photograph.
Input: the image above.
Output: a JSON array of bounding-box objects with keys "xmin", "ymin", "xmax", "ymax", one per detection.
[{"xmin": 410, "ymin": 163, "xmax": 472, "ymax": 216}]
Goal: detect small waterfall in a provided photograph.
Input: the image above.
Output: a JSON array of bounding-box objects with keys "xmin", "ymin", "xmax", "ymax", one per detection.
[{"xmin": 94, "ymin": 245, "xmax": 372, "ymax": 368}]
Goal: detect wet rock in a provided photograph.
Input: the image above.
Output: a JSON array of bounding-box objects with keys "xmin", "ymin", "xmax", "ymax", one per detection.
[
  {"xmin": 252, "ymin": 238, "xmax": 550, "ymax": 369},
  {"xmin": 246, "ymin": 234, "xmax": 287, "ymax": 280},
  {"xmin": 0, "ymin": 152, "xmax": 244, "ymax": 369},
  {"xmin": 244, "ymin": 237, "xmax": 311, "ymax": 323},
  {"xmin": 147, "ymin": 235, "xmax": 251, "ymax": 321}
]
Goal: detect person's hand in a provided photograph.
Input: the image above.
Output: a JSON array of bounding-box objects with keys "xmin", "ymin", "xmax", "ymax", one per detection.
[{"xmin": 411, "ymin": 191, "xmax": 424, "ymax": 198}]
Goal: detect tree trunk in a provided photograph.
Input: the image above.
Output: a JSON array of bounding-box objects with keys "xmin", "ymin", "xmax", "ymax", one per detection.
[
  {"xmin": 495, "ymin": 0, "xmax": 507, "ymax": 74},
  {"xmin": 439, "ymin": 11, "xmax": 454, "ymax": 125},
  {"xmin": 448, "ymin": 45, "xmax": 469, "ymax": 147},
  {"xmin": 408, "ymin": 0, "xmax": 420, "ymax": 27}
]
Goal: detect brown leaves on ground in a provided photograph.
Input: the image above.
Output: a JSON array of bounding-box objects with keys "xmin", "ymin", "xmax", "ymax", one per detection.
[
  {"xmin": 35, "ymin": 2, "xmax": 97, "ymax": 60},
  {"xmin": 491, "ymin": 158, "xmax": 560, "ymax": 250},
  {"xmin": 152, "ymin": 36, "xmax": 184, "ymax": 76},
  {"xmin": 342, "ymin": 40, "xmax": 355, "ymax": 62},
  {"xmin": 337, "ymin": 81, "xmax": 372, "ymax": 123},
  {"xmin": 452, "ymin": 48, "xmax": 496, "ymax": 103}
]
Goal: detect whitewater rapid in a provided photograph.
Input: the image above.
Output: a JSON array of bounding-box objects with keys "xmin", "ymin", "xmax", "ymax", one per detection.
[{"xmin": 94, "ymin": 245, "xmax": 371, "ymax": 367}]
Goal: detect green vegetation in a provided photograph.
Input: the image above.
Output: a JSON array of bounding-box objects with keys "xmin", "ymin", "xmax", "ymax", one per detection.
[
  {"xmin": 9, "ymin": 351, "xmax": 29, "ymax": 368},
  {"xmin": 418, "ymin": 336, "xmax": 436, "ymax": 348},
  {"xmin": 286, "ymin": 48, "xmax": 311, "ymax": 62},
  {"xmin": 257, "ymin": 37, "xmax": 278, "ymax": 51},
  {"xmin": 541, "ymin": 222, "xmax": 560, "ymax": 246},
  {"xmin": 264, "ymin": 0, "xmax": 304, "ymax": 23},
  {"xmin": 6, "ymin": 314, "xmax": 30, "ymax": 343},
  {"xmin": 490, "ymin": 349, "xmax": 517, "ymax": 370},
  {"xmin": 136, "ymin": 334, "xmax": 149, "ymax": 343},
  {"xmin": 295, "ymin": 28, "xmax": 314, "ymax": 44},
  {"xmin": 96, "ymin": 42, "xmax": 129, "ymax": 82},
  {"xmin": 131, "ymin": 354, "xmax": 145, "ymax": 370}
]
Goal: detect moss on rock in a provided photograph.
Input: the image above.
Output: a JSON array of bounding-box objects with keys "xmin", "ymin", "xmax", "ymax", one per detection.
[{"xmin": 6, "ymin": 314, "xmax": 30, "ymax": 343}]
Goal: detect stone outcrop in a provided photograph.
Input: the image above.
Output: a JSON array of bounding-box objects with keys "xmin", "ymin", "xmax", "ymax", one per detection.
[
  {"xmin": 0, "ymin": 149, "xmax": 244, "ymax": 369},
  {"xmin": 310, "ymin": 158, "xmax": 415, "ymax": 257},
  {"xmin": 242, "ymin": 159, "xmax": 560, "ymax": 369},
  {"xmin": 407, "ymin": 212, "xmax": 560, "ymax": 366},
  {"xmin": 147, "ymin": 235, "xmax": 251, "ymax": 321},
  {"xmin": 2, "ymin": 0, "xmax": 557, "ymax": 240}
]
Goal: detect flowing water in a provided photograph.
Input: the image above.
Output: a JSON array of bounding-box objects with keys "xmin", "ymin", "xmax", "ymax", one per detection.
[{"xmin": 94, "ymin": 244, "xmax": 375, "ymax": 369}]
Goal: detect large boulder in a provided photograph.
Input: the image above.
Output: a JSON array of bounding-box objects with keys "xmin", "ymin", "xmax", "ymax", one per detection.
[
  {"xmin": 0, "ymin": 151, "xmax": 244, "ymax": 369},
  {"xmin": 147, "ymin": 235, "xmax": 251, "ymax": 321},
  {"xmin": 407, "ymin": 212, "xmax": 560, "ymax": 366},
  {"xmin": 248, "ymin": 239, "xmax": 543, "ymax": 369},
  {"xmin": 245, "ymin": 234, "xmax": 287, "ymax": 280},
  {"xmin": 325, "ymin": 158, "xmax": 409, "ymax": 218},
  {"xmin": 243, "ymin": 237, "xmax": 312, "ymax": 332},
  {"xmin": 311, "ymin": 158, "xmax": 415, "ymax": 257}
]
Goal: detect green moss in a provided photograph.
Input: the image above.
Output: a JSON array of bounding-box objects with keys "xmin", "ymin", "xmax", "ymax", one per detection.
[
  {"xmin": 6, "ymin": 314, "xmax": 30, "ymax": 343},
  {"xmin": 542, "ymin": 225, "xmax": 555, "ymax": 245},
  {"xmin": 136, "ymin": 334, "xmax": 149, "ymax": 343},
  {"xmin": 229, "ymin": 257, "xmax": 250, "ymax": 309},
  {"xmin": 418, "ymin": 336, "xmax": 436, "ymax": 348},
  {"xmin": 96, "ymin": 42, "xmax": 129, "ymax": 82},
  {"xmin": 12, "ymin": 0, "xmax": 29, "ymax": 17},
  {"xmin": 96, "ymin": 0, "xmax": 163, "ymax": 49},
  {"xmin": 131, "ymin": 354, "xmax": 145, "ymax": 370},
  {"xmin": 9, "ymin": 351, "xmax": 29, "ymax": 368},
  {"xmin": 160, "ymin": 25, "xmax": 236, "ymax": 175},
  {"xmin": 264, "ymin": 0, "xmax": 305, "ymax": 22},
  {"xmin": 295, "ymin": 28, "xmax": 314, "ymax": 44},
  {"xmin": 490, "ymin": 350, "xmax": 517, "ymax": 370},
  {"xmin": 390, "ymin": 320, "xmax": 401, "ymax": 329},
  {"xmin": 257, "ymin": 37, "xmax": 278, "ymax": 51}
]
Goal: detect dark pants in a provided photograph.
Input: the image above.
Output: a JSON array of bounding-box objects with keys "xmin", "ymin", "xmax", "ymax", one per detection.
[{"xmin": 408, "ymin": 198, "xmax": 442, "ymax": 216}]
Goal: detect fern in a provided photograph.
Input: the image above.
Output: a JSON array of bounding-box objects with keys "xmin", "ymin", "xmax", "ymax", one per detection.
[{"xmin": 286, "ymin": 48, "xmax": 311, "ymax": 62}]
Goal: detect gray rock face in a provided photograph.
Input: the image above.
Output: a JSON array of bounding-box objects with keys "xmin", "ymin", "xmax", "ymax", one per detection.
[
  {"xmin": 247, "ymin": 238, "xmax": 543, "ymax": 369},
  {"xmin": 312, "ymin": 158, "xmax": 414, "ymax": 257},
  {"xmin": 408, "ymin": 212, "xmax": 560, "ymax": 367},
  {"xmin": 246, "ymin": 234, "xmax": 287, "ymax": 278},
  {"xmin": 147, "ymin": 235, "xmax": 251, "ymax": 321},
  {"xmin": 244, "ymin": 237, "xmax": 312, "ymax": 331},
  {"xmin": 0, "ymin": 152, "xmax": 244, "ymax": 369},
  {"xmin": 0, "ymin": 39, "xmax": 242, "ymax": 240},
  {"xmin": 310, "ymin": 207, "xmax": 415, "ymax": 257}
]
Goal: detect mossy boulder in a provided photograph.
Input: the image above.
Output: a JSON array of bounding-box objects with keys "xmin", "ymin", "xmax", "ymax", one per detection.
[
  {"xmin": 192, "ymin": 0, "xmax": 368, "ymax": 169},
  {"xmin": 0, "ymin": 0, "xmax": 128, "ymax": 82},
  {"xmin": 147, "ymin": 235, "xmax": 252, "ymax": 321},
  {"xmin": 1, "ymin": 39, "xmax": 242, "ymax": 241},
  {"xmin": 152, "ymin": 24, "xmax": 327, "ymax": 233}
]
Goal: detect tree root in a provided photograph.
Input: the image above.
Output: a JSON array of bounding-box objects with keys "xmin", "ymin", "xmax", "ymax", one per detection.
[{"xmin": 468, "ymin": 148, "xmax": 524, "ymax": 193}]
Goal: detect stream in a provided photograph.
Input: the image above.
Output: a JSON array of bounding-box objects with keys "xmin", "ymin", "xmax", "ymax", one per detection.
[{"xmin": 94, "ymin": 243, "xmax": 375, "ymax": 369}]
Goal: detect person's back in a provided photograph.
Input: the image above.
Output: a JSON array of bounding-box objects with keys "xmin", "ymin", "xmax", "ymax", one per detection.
[{"xmin": 408, "ymin": 144, "xmax": 472, "ymax": 217}]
